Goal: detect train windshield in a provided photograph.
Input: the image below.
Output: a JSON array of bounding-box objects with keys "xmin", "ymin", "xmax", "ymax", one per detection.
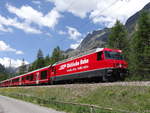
[{"xmin": 104, "ymin": 51, "xmax": 123, "ymax": 60}]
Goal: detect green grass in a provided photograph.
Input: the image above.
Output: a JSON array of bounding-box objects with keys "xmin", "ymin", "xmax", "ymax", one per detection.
[{"xmin": 0, "ymin": 85, "xmax": 150, "ymax": 113}]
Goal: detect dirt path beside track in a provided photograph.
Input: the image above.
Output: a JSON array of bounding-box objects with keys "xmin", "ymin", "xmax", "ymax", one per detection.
[{"xmin": 0, "ymin": 95, "xmax": 65, "ymax": 113}]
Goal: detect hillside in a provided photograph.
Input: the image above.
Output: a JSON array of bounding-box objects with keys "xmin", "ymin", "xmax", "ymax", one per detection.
[
  {"xmin": 125, "ymin": 2, "xmax": 150, "ymax": 33},
  {"xmin": 77, "ymin": 28, "xmax": 110, "ymax": 51},
  {"xmin": 65, "ymin": 2, "xmax": 150, "ymax": 57}
]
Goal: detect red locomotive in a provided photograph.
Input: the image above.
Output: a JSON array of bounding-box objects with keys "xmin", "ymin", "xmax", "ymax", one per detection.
[{"xmin": 0, "ymin": 48, "xmax": 128, "ymax": 87}]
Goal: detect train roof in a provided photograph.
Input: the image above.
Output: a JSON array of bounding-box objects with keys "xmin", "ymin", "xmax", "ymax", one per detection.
[{"xmin": 54, "ymin": 48, "xmax": 122, "ymax": 65}]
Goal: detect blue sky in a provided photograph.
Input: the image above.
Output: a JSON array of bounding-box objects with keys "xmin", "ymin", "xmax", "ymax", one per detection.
[{"xmin": 0, "ymin": 0, "xmax": 149, "ymax": 67}]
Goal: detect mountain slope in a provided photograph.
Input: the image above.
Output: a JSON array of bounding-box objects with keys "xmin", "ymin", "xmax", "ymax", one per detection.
[
  {"xmin": 125, "ymin": 2, "xmax": 150, "ymax": 33},
  {"xmin": 77, "ymin": 28, "xmax": 110, "ymax": 51},
  {"xmin": 65, "ymin": 2, "xmax": 150, "ymax": 57}
]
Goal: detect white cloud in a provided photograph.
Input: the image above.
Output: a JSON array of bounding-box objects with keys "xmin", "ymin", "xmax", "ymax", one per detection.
[
  {"xmin": 49, "ymin": 0, "xmax": 98, "ymax": 18},
  {"xmin": 0, "ymin": 15, "xmax": 41, "ymax": 34},
  {"xmin": 45, "ymin": 32, "xmax": 52, "ymax": 37},
  {"xmin": 58, "ymin": 26, "xmax": 83, "ymax": 49},
  {"xmin": 48, "ymin": 0, "xmax": 150, "ymax": 27},
  {"xmin": 16, "ymin": 51, "xmax": 24, "ymax": 55},
  {"xmin": 58, "ymin": 30, "xmax": 66, "ymax": 35},
  {"xmin": 0, "ymin": 57, "xmax": 29, "ymax": 68},
  {"xmin": 66, "ymin": 26, "xmax": 81, "ymax": 40},
  {"xmin": 0, "ymin": 41, "xmax": 24, "ymax": 54},
  {"xmin": 90, "ymin": 16, "xmax": 117, "ymax": 28},
  {"xmin": 70, "ymin": 39, "xmax": 83, "ymax": 49},
  {"xmin": 0, "ymin": 24, "xmax": 13, "ymax": 32},
  {"xmin": 89, "ymin": 0, "xmax": 150, "ymax": 27},
  {"xmin": 70, "ymin": 43, "xmax": 79, "ymax": 49},
  {"xmin": 6, "ymin": 4, "xmax": 61, "ymax": 28},
  {"xmin": 1, "ymin": 0, "xmax": 148, "ymax": 35}
]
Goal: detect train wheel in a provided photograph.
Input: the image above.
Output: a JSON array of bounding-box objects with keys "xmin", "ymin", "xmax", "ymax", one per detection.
[
  {"xmin": 108, "ymin": 75, "xmax": 116, "ymax": 82},
  {"xmin": 119, "ymin": 73, "xmax": 125, "ymax": 81},
  {"xmin": 103, "ymin": 74, "xmax": 115, "ymax": 82},
  {"xmin": 102, "ymin": 75, "xmax": 108, "ymax": 82},
  {"xmin": 94, "ymin": 77, "xmax": 102, "ymax": 83}
]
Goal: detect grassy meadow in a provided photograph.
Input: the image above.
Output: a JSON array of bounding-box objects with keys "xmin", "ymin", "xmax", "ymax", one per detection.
[{"xmin": 0, "ymin": 84, "xmax": 150, "ymax": 113}]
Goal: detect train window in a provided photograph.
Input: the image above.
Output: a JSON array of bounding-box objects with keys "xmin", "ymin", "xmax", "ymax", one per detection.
[
  {"xmin": 29, "ymin": 75, "xmax": 33, "ymax": 81},
  {"xmin": 26, "ymin": 76, "xmax": 28, "ymax": 80},
  {"xmin": 97, "ymin": 52, "xmax": 102, "ymax": 61},
  {"xmin": 26, "ymin": 74, "xmax": 34, "ymax": 81},
  {"xmin": 41, "ymin": 71, "xmax": 47, "ymax": 79},
  {"xmin": 22, "ymin": 77, "xmax": 25, "ymax": 81},
  {"xmin": 104, "ymin": 51, "xmax": 123, "ymax": 60},
  {"xmin": 12, "ymin": 78, "xmax": 19, "ymax": 83}
]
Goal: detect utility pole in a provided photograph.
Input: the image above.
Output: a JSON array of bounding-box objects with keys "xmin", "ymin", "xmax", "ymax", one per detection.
[{"xmin": 9, "ymin": 59, "xmax": 12, "ymax": 78}]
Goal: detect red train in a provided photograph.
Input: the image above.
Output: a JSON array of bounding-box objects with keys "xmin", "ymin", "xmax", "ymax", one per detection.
[{"xmin": 0, "ymin": 48, "xmax": 128, "ymax": 87}]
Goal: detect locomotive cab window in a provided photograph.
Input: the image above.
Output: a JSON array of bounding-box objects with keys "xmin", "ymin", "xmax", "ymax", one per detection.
[
  {"xmin": 41, "ymin": 71, "xmax": 47, "ymax": 79},
  {"xmin": 104, "ymin": 51, "xmax": 123, "ymax": 60},
  {"xmin": 97, "ymin": 52, "xmax": 102, "ymax": 61}
]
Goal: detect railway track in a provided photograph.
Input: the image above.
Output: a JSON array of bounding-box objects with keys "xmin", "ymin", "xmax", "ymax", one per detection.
[{"xmin": 2, "ymin": 81, "xmax": 150, "ymax": 88}]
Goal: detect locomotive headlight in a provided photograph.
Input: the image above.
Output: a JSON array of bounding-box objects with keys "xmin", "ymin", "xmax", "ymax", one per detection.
[
  {"xmin": 116, "ymin": 63, "xmax": 122, "ymax": 67},
  {"xmin": 119, "ymin": 64, "xmax": 122, "ymax": 67}
]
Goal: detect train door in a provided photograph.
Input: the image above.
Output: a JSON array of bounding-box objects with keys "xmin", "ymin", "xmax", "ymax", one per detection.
[
  {"xmin": 10, "ymin": 80, "xmax": 12, "ymax": 86},
  {"xmin": 19, "ymin": 78, "xmax": 21, "ymax": 86},
  {"xmin": 47, "ymin": 67, "xmax": 51, "ymax": 79},
  {"xmin": 52, "ymin": 66, "xmax": 56, "ymax": 75},
  {"xmin": 95, "ymin": 51, "xmax": 104, "ymax": 68},
  {"xmin": 49, "ymin": 66, "xmax": 56, "ymax": 84},
  {"xmin": 36, "ymin": 72, "xmax": 40, "ymax": 85},
  {"xmin": 93, "ymin": 51, "xmax": 106, "ymax": 81}
]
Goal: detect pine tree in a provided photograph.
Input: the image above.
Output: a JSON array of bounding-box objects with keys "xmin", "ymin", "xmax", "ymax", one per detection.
[
  {"xmin": 45, "ymin": 55, "xmax": 51, "ymax": 66},
  {"xmin": 37, "ymin": 49, "xmax": 44, "ymax": 59},
  {"xmin": 27, "ymin": 47, "xmax": 67, "ymax": 72},
  {"xmin": 0, "ymin": 63, "xmax": 5, "ymax": 73},
  {"xmin": 51, "ymin": 46, "xmax": 67, "ymax": 64},
  {"xmin": 129, "ymin": 11, "xmax": 150, "ymax": 80},
  {"xmin": 35, "ymin": 49, "xmax": 46, "ymax": 69},
  {"xmin": 19, "ymin": 58, "xmax": 27, "ymax": 75},
  {"xmin": 28, "ymin": 49, "xmax": 46, "ymax": 71},
  {"xmin": 28, "ymin": 64, "xmax": 34, "ymax": 72},
  {"xmin": 108, "ymin": 20, "xmax": 128, "ymax": 59},
  {"xmin": 0, "ymin": 63, "xmax": 8, "ymax": 81}
]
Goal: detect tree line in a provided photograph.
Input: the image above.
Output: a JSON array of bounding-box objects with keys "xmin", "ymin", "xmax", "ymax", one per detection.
[
  {"xmin": 108, "ymin": 11, "xmax": 150, "ymax": 80},
  {"xmin": 0, "ymin": 45, "xmax": 68, "ymax": 81},
  {"xmin": 19, "ymin": 46, "xmax": 68, "ymax": 75}
]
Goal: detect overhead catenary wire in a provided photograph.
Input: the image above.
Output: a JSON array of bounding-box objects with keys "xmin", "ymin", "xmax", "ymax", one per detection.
[
  {"xmin": 59, "ymin": 0, "xmax": 121, "ymax": 42},
  {"xmin": 57, "ymin": 0, "xmax": 78, "ymax": 49},
  {"xmin": 79, "ymin": 0, "xmax": 120, "ymax": 33},
  {"xmin": 58, "ymin": 0, "xmax": 129, "ymax": 51}
]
